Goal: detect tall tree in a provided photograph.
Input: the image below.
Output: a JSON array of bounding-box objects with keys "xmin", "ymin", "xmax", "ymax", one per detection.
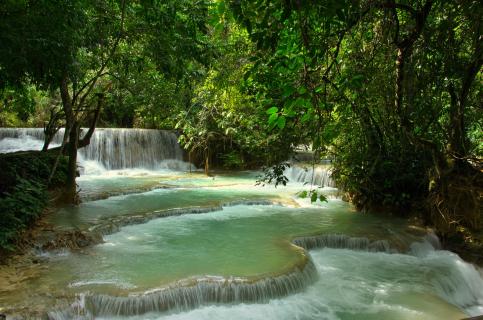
[
  {"xmin": 0, "ymin": 0, "xmax": 127, "ymax": 202},
  {"xmin": 229, "ymin": 0, "xmax": 482, "ymax": 235}
]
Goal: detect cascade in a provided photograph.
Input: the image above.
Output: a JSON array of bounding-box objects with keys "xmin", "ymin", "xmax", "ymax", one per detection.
[
  {"xmin": 46, "ymin": 232, "xmax": 483, "ymax": 319},
  {"xmin": 285, "ymin": 164, "xmax": 335, "ymax": 187},
  {"xmin": 0, "ymin": 128, "xmax": 187, "ymax": 172},
  {"xmin": 3, "ymin": 129, "xmax": 483, "ymax": 320},
  {"xmin": 293, "ymin": 234, "xmax": 393, "ymax": 252},
  {"xmin": 48, "ymin": 258, "xmax": 317, "ymax": 319},
  {"xmin": 89, "ymin": 200, "xmax": 281, "ymax": 237}
]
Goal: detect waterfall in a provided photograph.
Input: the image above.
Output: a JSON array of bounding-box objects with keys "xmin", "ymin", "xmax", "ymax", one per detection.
[
  {"xmin": 48, "ymin": 257, "xmax": 317, "ymax": 319},
  {"xmin": 0, "ymin": 128, "xmax": 188, "ymax": 172},
  {"xmin": 293, "ymin": 234, "xmax": 393, "ymax": 253},
  {"xmin": 0, "ymin": 127, "xmax": 47, "ymax": 152},
  {"xmin": 285, "ymin": 164, "xmax": 335, "ymax": 187},
  {"xmin": 79, "ymin": 128, "xmax": 183, "ymax": 170}
]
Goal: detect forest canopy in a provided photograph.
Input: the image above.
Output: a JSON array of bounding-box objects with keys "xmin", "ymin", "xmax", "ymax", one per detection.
[{"xmin": 0, "ymin": 0, "xmax": 481, "ymax": 237}]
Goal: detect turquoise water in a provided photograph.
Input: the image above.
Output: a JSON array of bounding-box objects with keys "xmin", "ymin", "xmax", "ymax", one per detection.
[
  {"xmin": 48, "ymin": 201, "xmax": 410, "ymax": 292},
  {"xmin": 102, "ymin": 246, "xmax": 478, "ymax": 320},
  {"xmin": 1, "ymin": 170, "xmax": 482, "ymax": 319}
]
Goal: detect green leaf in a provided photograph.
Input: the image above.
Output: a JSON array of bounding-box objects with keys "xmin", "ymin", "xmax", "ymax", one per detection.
[
  {"xmin": 282, "ymin": 86, "xmax": 295, "ymax": 98},
  {"xmin": 310, "ymin": 192, "xmax": 318, "ymax": 203},
  {"xmin": 298, "ymin": 190, "xmax": 308, "ymax": 198},
  {"xmin": 266, "ymin": 106, "xmax": 279, "ymax": 114},
  {"xmin": 268, "ymin": 112, "xmax": 279, "ymax": 125},
  {"xmin": 301, "ymin": 112, "xmax": 311, "ymax": 123},
  {"xmin": 294, "ymin": 97, "xmax": 305, "ymax": 107},
  {"xmin": 350, "ymin": 74, "xmax": 364, "ymax": 88},
  {"xmin": 319, "ymin": 194, "xmax": 328, "ymax": 203},
  {"xmin": 284, "ymin": 109, "xmax": 296, "ymax": 117},
  {"xmin": 277, "ymin": 116, "xmax": 286, "ymax": 129}
]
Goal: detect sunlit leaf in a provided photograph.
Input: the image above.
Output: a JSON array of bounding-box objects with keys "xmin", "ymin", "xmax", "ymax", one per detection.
[{"xmin": 266, "ymin": 106, "xmax": 279, "ymax": 114}]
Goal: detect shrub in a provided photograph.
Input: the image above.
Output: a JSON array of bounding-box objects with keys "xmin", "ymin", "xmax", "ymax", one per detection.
[{"xmin": 0, "ymin": 151, "xmax": 68, "ymax": 253}]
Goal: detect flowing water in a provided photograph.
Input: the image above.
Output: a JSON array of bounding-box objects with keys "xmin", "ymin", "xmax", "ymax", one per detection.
[{"xmin": 0, "ymin": 128, "xmax": 482, "ymax": 319}]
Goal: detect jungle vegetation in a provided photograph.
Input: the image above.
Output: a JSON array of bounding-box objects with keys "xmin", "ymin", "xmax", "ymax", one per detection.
[{"xmin": 0, "ymin": 0, "xmax": 481, "ymax": 243}]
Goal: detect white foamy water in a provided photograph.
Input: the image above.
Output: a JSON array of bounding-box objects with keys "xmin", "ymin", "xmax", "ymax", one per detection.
[
  {"xmin": 45, "ymin": 201, "xmax": 483, "ymax": 320},
  {"xmin": 0, "ymin": 133, "xmax": 56, "ymax": 153},
  {"xmin": 92, "ymin": 241, "xmax": 482, "ymax": 320},
  {"xmin": 285, "ymin": 164, "xmax": 335, "ymax": 187},
  {"xmin": 0, "ymin": 128, "xmax": 195, "ymax": 175}
]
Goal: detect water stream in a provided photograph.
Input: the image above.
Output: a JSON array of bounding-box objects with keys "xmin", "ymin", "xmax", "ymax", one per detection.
[{"xmin": 0, "ymin": 128, "xmax": 482, "ymax": 319}]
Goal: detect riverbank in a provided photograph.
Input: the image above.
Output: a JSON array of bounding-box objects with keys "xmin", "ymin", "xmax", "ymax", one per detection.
[
  {"xmin": 341, "ymin": 188, "xmax": 483, "ymax": 267},
  {"xmin": 0, "ymin": 150, "xmax": 69, "ymax": 259}
]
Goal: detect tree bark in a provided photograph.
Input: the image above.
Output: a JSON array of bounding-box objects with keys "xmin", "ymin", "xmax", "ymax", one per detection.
[
  {"xmin": 78, "ymin": 94, "xmax": 103, "ymax": 148},
  {"xmin": 392, "ymin": 1, "xmax": 432, "ymax": 125},
  {"xmin": 42, "ymin": 108, "xmax": 62, "ymax": 151},
  {"xmin": 66, "ymin": 123, "xmax": 80, "ymax": 204},
  {"xmin": 394, "ymin": 47, "xmax": 404, "ymax": 116},
  {"xmin": 447, "ymin": 52, "xmax": 482, "ymax": 158},
  {"xmin": 204, "ymin": 146, "xmax": 210, "ymax": 176},
  {"xmin": 59, "ymin": 74, "xmax": 79, "ymax": 203}
]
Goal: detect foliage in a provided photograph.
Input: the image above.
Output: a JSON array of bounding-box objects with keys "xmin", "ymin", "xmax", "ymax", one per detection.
[
  {"xmin": 176, "ymin": 10, "xmax": 292, "ymax": 170},
  {"xmin": 0, "ymin": 178, "xmax": 47, "ymax": 252},
  {"xmin": 230, "ymin": 0, "xmax": 482, "ymax": 234},
  {"xmin": 0, "ymin": 85, "xmax": 61, "ymax": 127},
  {"xmin": 0, "ymin": 151, "xmax": 68, "ymax": 253},
  {"xmin": 0, "ymin": 0, "xmax": 213, "ymax": 202},
  {"xmin": 256, "ymin": 162, "xmax": 290, "ymax": 187},
  {"xmin": 0, "ymin": 0, "xmax": 480, "ymax": 237},
  {"xmin": 297, "ymin": 189, "xmax": 328, "ymax": 204}
]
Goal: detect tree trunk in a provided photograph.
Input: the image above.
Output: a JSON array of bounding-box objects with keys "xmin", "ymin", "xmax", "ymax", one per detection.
[
  {"xmin": 204, "ymin": 149, "xmax": 210, "ymax": 176},
  {"xmin": 427, "ymin": 28, "xmax": 482, "ymax": 236},
  {"xmin": 65, "ymin": 123, "xmax": 80, "ymax": 204},
  {"xmin": 392, "ymin": 1, "xmax": 432, "ymax": 127},
  {"xmin": 42, "ymin": 108, "xmax": 62, "ymax": 151},
  {"xmin": 58, "ymin": 74, "xmax": 79, "ymax": 203},
  {"xmin": 42, "ymin": 134, "xmax": 55, "ymax": 152},
  {"xmin": 394, "ymin": 47, "xmax": 404, "ymax": 116}
]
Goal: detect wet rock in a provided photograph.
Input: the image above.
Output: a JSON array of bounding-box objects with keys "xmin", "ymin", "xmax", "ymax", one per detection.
[{"xmin": 39, "ymin": 230, "xmax": 103, "ymax": 251}]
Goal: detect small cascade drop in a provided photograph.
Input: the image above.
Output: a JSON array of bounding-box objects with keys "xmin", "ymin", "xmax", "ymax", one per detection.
[
  {"xmin": 0, "ymin": 128, "xmax": 188, "ymax": 172},
  {"xmin": 48, "ymin": 258, "xmax": 317, "ymax": 319},
  {"xmin": 293, "ymin": 234, "xmax": 393, "ymax": 252},
  {"xmin": 0, "ymin": 127, "xmax": 48, "ymax": 152},
  {"xmin": 79, "ymin": 128, "xmax": 183, "ymax": 170},
  {"xmin": 285, "ymin": 164, "xmax": 335, "ymax": 187}
]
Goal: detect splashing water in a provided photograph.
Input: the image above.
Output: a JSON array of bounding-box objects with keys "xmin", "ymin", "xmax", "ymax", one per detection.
[{"xmin": 0, "ymin": 128, "xmax": 194, "ymax": 175}]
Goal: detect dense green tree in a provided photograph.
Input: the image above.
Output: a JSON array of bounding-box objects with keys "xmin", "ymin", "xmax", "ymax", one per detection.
[
  {"xmin": 0, "ymin": 0, "xmax": 480, "ymax": 239},
  {"xmin": 176, "ymin": 3, "xmax": 297, "ymax": 173},
  {"xmin": 229, "ymin": 0, "xmax": 482, "ymax": 235},
  {"xmin": 0, "ymin": 0, "xmax": 127, "ymax": 202},
  {"xmin": 0, "ymin": 0, "xmax": 212, "ymax": 203}
]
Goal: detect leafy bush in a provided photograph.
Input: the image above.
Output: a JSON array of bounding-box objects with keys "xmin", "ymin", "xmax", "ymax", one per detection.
[
  {"xmin": 220, "ymin": 151, "xmax": 245, "ymax": 169},
  {"xmin": 0, "ymin": 178, "xmax": 47, "ymax": 251},
  {"xmin": 0, "ymin": 151, "xmax": 68, "ymax": 253}
]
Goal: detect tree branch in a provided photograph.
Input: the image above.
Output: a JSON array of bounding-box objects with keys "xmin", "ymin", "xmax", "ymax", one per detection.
[
  {"xmin": 72, "ymin": 0, "xmax": 127, "ymax": 107},
  {"xmin": 374, "ymin": 2, "xmax": 417, "ymax": 18}
]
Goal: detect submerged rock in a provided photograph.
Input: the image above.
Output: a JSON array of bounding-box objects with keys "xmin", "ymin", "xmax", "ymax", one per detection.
[{"xmin": 36, "ymin": 230, "xmax": 103, "ymax": 251}]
